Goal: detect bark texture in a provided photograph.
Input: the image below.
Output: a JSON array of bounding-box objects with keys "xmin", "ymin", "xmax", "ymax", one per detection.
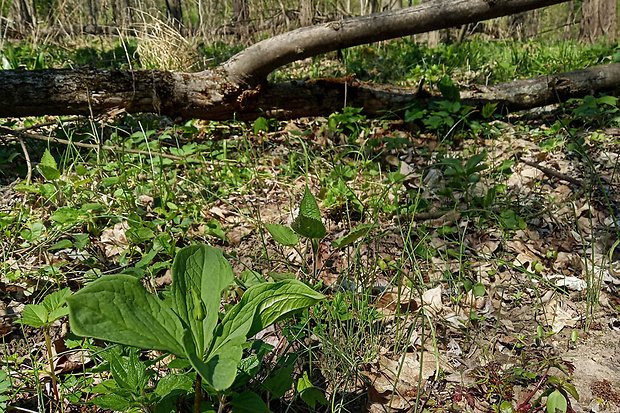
[
  {"xmin": 1, "ymin": 63, "xmax": 618, "ymax": 120},
  {"xmin": 579, "ymin": 0, "xmax": 617, "ymax": 43}
]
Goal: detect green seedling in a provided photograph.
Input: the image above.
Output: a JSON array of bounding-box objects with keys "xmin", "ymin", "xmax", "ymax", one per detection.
[
  {"xmin": 327, "ymin": 107, "xmax": 367, "ymax": 141},
  {"xmin": 569, "ymin": 95, "xmax": 620, "ymax": 127},
  {"xmin": 265, "ymin": 187, "xmax": 375, "ymax": 279},
  {"xmin": 16, "ymin": 287, "xmax": 72, "ymax": 401},
  {"xmin": 405, "ymin": 76, "xmax": 475, "ymax": 136},
  {"xmin": 67, "ymin": 244, "xmax": 324, "ymax": 412}
]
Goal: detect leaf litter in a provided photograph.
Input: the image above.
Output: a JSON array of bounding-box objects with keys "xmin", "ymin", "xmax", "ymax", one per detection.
[{"xmin": 1, "ymin": 113, "xmax": 620, "ymax": 412}]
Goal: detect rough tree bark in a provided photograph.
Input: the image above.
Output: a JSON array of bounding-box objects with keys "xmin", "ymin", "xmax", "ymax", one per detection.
[
  {"xmin": 0, "ymin": 0, "xmax": 601, "ymax": 122},
  {"xmin": 579, "ymin": 0, "xmax": 617, "ymax": 43},
  {"xmin": 165, "ymin": 0, "xmax": 185, "ymax": 33}
]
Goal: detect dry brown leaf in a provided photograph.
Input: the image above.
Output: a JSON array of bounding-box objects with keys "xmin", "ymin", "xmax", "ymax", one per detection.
[
  {"xmin": 543, "ymin": 298, "xmax": 579, "ymax": 333},
  {"xmin": 100, "ymin": 222, "xmax": 129, "ymax": 257}
]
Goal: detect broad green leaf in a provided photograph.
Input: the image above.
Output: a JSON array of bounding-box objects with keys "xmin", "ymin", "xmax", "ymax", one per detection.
[
  {"xmin": 472, "ymin": 283, "xmax": 486, "ymax": 297},
  {"xmin": 253, "ymin": 117, "xmax": 270, "ymax": 134},
  {"xmin": 67, "ymin": 274, "xmax": 185, "ymax": 356},
  {"xmin": 204, "ymin": 218, "xmax": 228, "ymax": 242},
  {"xmin": 331, "ymin": 223, "xmax": 375, "ymax": 248},
  {"xmin": 172, "ymin": 245, "xmax": 233, "ymax": 358},
  {"xmin": 0, "ymin": 370, "xmax": 9, "ymax": 393},
  {"xmin": 298, "ymin": 187, "xmax": 321, "ymax": 221},
  {"xmin": 263, "ymin": 364, "xmax": 295, "ymax": 399},
  {"xmin": 50, "ymin": 207, "xmax": 80, "ymax": 224},
  {"xmin": 500, "ymin": 210, "xmax": 526, "ymax": 230},
  {"xmin": 154, "ymin": 373, "xmax": 194, "ymax": 398},
  {"xmin": 240, "ymin": 270, "xmax": 265, "ymax": 288},
  {"xmin": 90, "ymin": 394, "xmax": 132, "ymax": 411},
  {"xmin": 547, "ymin": 390, "xmax": 567, "ymax": 413},
  {"xmin": 264, "ymin": 223, "xmax": 299, "ymax": 246},
  {"xmin": 49, "ymin": 239, "xmax": 73, "ymax": 250},
  {"xmin": 500, "ymin": 401, "xmax": 515, "ymax": 413},
  {"xmin": 213, "ymin": 280, "xmax": 324, "ymax": 357},
  {"xmin": 38, "ymin": 149, "xmax": 60, "ymax": 181},
  {"xmin": 268, "ymin": 272, "xmax": 296, "ymax": 282},
  {"xmin": 42, "ymin": 288, "xmax": 71, "ymax": 313},
  {"xmin": 562, "ymin": 382, "xmax": 579, "ymax": 401},
  {"xmin": 437, "ymin": 75, "xmax": 460, "ymax": 102},
  {"xmin": 291, "ymin": 215, "xmax": 326, "ymax": 239},
  {"xmin": 598, "ymin": 95, "xmax": 618, "ymax": 106},
  {"xmin": 291, "ymin": 187, "xmax": 327, "ymax": 238},
  {"xmin": 230, "ymin": 391, "xmax": 270, "ymax": 413},
  {"xmin": 101, "ymin": 347, "xmax": 149, "ymax": 392},
  {"xmin": 126, "ymin": 226, "xmax": 155, "ymax": 244},
  {"xmin": 297, "ymin": 371, "xmax": 328, "ymax": 409},
  {"xmin": 17, "ymin": 304, "xmax": 47, "ymax": 328},
  {"xmin": 182, "ymin": 328, "xmax": 241, "ymax": 391},
  {"xmin": 292, "ymin": 188, "xmax": 326, "ymax": 238}
]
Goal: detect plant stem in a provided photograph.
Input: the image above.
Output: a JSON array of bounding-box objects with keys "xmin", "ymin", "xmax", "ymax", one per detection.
[
  {"xmin": 217, "ymin": 395, "xmax": 225, "ymax": 413},
  {"xmin": 194, "ymin": 375, "xmax": 202, "ymax": 413},
  {"xmin": 43, "ymin": 326, "xmax": 60, "ymax": 402}
]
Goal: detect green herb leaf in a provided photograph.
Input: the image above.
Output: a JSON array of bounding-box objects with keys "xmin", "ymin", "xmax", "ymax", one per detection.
[
  {"xmin": 90, "ymin": 394, "xmax": 132, "ymax": 411},
  {"xmin": 265, "ymin": 223, "xmax": 299, "ymax": 246},
  {"xmin": 38, "ymin": 149, "xmax": 60, "ymax": 181},
  {"xmin": 332, "ymin": 223, "xmax": 375, "ymax": 248},
  {"xmin": 297, "ymin": 371, "xmax": 328, "ymax": 409},
  {"xmin": 50, "ymin": 207, "xmax": 80, "ymax": 224},
  {"xmin": 547, "ymin": 390, "xmax": 567, "ymax": 413},
  {"xmin": 213, "ymin": 280, "xmax": 324, "ymax": 356},
  {"xmin": 230, "ymin": 391, "xmax": 270, "ymax": 413},
  {"xmin": 292, "ymin": 188, "xmax": 326, "ymax": 239},
  {"xmin": 17, "ymin": 304, "xmax": 48, "ymax": 328},
  {"xmin": 67, "ymin": 274, "xmax": 185, "ymax": 356},
  {"xmin": 171, "ymin": 245, "xmax": 233, "ymax": 358}
]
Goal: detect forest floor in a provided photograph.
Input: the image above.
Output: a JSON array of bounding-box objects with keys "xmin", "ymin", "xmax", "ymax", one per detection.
[{"xmin": 1, "ymin": 39, "xmax": 620, "ymax": 413}]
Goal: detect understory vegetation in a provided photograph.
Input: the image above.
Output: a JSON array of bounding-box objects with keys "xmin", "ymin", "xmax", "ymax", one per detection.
[{"xmin": 1, "ymin": 37, "xmax": 620, "ymax": 413}]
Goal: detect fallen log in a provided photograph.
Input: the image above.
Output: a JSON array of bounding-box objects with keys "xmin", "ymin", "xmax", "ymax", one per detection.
[{"xmin": 0, "ymin": 0, "xmax": 579, "ymax": 121}]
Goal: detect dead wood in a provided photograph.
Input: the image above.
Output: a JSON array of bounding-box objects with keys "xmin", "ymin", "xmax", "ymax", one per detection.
[{"xmin": 0, "ymin": 0, "xmax": 587, "ymax": 121}]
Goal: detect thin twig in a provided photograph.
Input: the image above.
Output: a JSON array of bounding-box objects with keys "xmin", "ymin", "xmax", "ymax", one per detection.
[
  {"xmin": 521, "ymin": 159, "xmax": 584, "ymax": 187},
  {"xmin": 16, "ymin": 136, "xmax": 32, "ymax": 184},
  {"xmin": 0, "ymin": 126, "xmax": 188, "ymax": 162}
]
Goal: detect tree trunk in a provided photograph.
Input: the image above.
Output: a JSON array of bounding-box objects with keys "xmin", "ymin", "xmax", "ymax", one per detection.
[
  {"xmin": 86, "ymin": 0, "xmax": 99, "ymax": 31},
  {"xmin": 300, "ymin": 0, "xmax": 313, "ymax": 27},
  {"xmin": 232, "ymin": 0, "xmax": 251, "ymax": 41},
  {"xmin": 0, "ymin": 62, "xmax": 618, "ymax": 120},
  {"xmin": 0, "ymin": 0, "xmax": 574, "ymax": 120},
  {"xmin": 165, "ymin": 0, "xmax": 185, "ymax": 33},
  {"xmin": 580, "ymin": 0, "xmax": 617, "ymax": 43}
]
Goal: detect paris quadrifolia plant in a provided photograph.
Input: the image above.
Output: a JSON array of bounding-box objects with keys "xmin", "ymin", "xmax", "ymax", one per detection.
[{"xmin": 66, "ymin": 244, "xmax": 324, "ymax": 412}]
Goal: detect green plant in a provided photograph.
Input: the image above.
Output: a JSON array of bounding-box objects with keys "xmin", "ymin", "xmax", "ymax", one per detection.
[
  {"xmin": 265, "ymin": 187, "xmax": 374, "ymax": 279},
  {"xmin": 327, "ymin": 107, "xmax": 368, "ymax": 141},
  {"xmin": 0, "ymin": 369, "xmax": 10, "ymax": 412},
  {"xmin": 15, "ymin": 287, "xmax": 72, "ymax": 401},
  {"xmin": 67, "ymin": 244, "xmax": 324, "ymax": 411},
  {"xmin": 405, "ymin": 76, "xmax": 475, "ymax": 136},
  {"xmin": 88, "ymin": 345, "xmax": 194, "ymax": 412},
  {"xmin": 569, "ymin": 95, "xmax": 620, "ymax": 127}
]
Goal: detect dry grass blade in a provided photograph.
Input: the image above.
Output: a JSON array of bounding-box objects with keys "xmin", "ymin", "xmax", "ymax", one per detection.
[{"xmin": 135, "ymin": 11, "xmax": 198, "ymax": 71}]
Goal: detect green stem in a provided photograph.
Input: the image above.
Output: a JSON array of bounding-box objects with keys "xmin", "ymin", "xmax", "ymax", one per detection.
[{"xmin": 44, "ymin": 326, "xmax": 60, "ymax": 402}]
